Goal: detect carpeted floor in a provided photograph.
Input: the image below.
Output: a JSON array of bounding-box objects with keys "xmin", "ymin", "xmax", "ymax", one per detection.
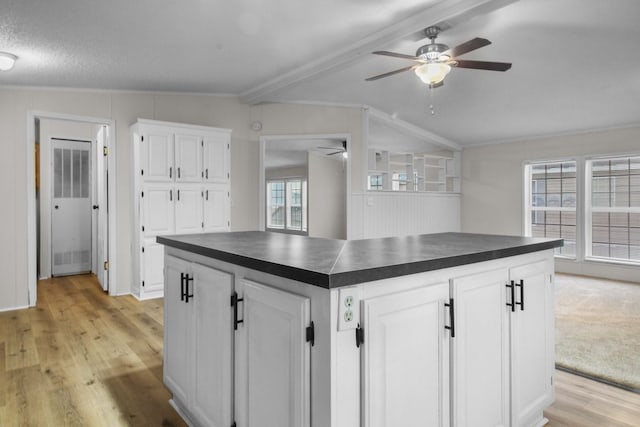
[{"xmin": 555, "ymin": 273, "xmax": 640, "ymax": 393}]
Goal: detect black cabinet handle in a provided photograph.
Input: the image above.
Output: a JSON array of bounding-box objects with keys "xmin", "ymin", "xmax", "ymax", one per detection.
[
  {"xmin": 169, "ymin": 190, "xmax": 173, "ymax": 201},
  {"xmin": 516, "ymin": 280, "xmax": 524, "ymax": 311},
  {"xmin": 169, "ymin": 167, "xmax": 172, "ymax": 179},
  {"xmin": 231, "ymin": 292, "xmax": 244, "ymax": 330},
  {"xmin": 445, "ymin": 298, "xmax": 455, "ymax": 338},
  {"xmin": 180, "ymin": 273, "xmax": 185, "ymax": 301},
  {"xmin": 178, "ymin": 167, "xmax": 181, "ymax": 179},
  {"xmin": 206, "ymin": 169, "xmax": 209, "ymax": 180},
  {"xmin": 184, "ymin": 274, "xmax": 194, "ymax": 303},
  {"xmin": 506, "ymin": 281, "xmax": 516, "ymax": 312}
]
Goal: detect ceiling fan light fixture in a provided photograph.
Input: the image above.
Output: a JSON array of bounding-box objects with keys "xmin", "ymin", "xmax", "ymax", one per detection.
[
  {"xmin": 414, "ymin": 63, "xmax": 451, "ymax": 86},
  {"xmin": 0, "ymin": 52, "xmax": 17, "ymax": 71}
]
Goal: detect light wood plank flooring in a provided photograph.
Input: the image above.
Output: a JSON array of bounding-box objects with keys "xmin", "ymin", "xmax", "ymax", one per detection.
[
  {"xmin": 1, "ymin": 274, "xmax": 639, "ymax": 426},
  {"xmin": 0, "ymin": 274, "xmax": 186, "ymax": 426}
]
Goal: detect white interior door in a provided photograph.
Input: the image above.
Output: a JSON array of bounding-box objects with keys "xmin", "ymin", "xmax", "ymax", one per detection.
[{"xmin": 51, "ymin": 139, "xmax": 92, "ymax": 276}]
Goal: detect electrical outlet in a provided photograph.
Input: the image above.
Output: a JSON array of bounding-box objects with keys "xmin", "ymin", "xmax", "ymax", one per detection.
[{"xmin": 338, "ymin": 287, "xmax": 360, "ymax": 331}]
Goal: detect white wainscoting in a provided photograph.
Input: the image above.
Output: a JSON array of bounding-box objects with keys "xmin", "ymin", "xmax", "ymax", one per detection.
[{"xmin": 349, "ymin": 192, "xmax": 461, "ymax": 239}]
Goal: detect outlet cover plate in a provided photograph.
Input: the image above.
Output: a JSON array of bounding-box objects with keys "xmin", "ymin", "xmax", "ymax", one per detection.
[{"xmin": 338, "ymin": 287, "xmax": 360, "ymax": 331}]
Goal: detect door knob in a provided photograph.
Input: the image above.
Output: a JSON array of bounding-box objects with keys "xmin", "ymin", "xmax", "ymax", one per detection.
[
  {"xmin": 54, "ymin": 205, "xmax": 59, "ymax": 209},
  {"xmin": 93, "ymin": 205, "xmax": 99, "ymax": 210}
]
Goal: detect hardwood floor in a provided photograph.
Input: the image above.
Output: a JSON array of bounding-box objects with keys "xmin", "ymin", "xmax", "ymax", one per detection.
[
  {"xmin": 1, "ymin": 274, "xmax": 639, "ymax": 426},
  {"xmin": 0, "ymin": 274, "xmax": 186, "ymax": 426}
]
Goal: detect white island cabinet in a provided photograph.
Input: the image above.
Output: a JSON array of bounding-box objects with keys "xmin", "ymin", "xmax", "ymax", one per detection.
[{"xmin": 158, "ymin": 231, "xmax": 562, "ymax": 427}]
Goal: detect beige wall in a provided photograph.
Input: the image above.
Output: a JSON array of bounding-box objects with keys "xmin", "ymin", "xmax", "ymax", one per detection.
[
  {"xmin": 461, "ymin": 125, "xmax": 640, "ymax": 282},
  {"xmin": 0, "ymin": 88, "xmax": 364, "ymax": 310},
  {"xmin": 308, "ymin": 153, "xmax": 347, "ymax": 240}
]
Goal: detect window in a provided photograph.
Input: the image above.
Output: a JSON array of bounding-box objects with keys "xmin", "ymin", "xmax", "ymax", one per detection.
[
  {"xmin": 586, "ymin": 156, "xmax": 640, "ymax": 262},
  {"xmin": 368, "ymin": 175, "xmax": 383, "ymax": 191},
  {"xmin": 524, "ymin": 161, "xmax": 577, "ymax": 257},
  {"xmin": 267, "ymin": 178, "xmax": 307, "ymax": 233}
]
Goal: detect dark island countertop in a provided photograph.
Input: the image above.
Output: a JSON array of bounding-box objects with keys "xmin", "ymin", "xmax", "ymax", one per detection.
[{"xmin": 157, "ymin": 231, "xmax": 563, "ymax": 289}]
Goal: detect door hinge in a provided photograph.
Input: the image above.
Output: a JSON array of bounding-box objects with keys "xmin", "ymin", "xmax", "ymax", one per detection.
[
  {"xmin": 103, "ymin": 261, "xmax": 109, "ymax": 271},
  {"xmin": 306, "ymin": 321, "xmax": 315, "ymax": 346},
  {"xmin": 103, "ymin": 146, "xmax": 109, "ymax": 156},
  {"xmin": 355, "ymin": 323, "xmax": 364, "ymax": 348},
  {"xmin": 445, "ymin": 298, "xmax": 455, "ymax": 338}
]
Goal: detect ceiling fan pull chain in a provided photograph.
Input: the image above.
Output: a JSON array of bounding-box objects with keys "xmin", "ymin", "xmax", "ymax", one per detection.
[{"xmin": 428, "ymin": 87, "xmax": 437, "ymax": 116}]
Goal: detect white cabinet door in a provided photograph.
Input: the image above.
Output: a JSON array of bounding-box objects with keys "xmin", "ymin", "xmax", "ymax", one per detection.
[
  {"xmin": 175, "ymin": 134, "xmax": 202, "ymax": 183},
  {"xmin": 203, "ymin": 185, "xmax": 230, "ymax": 232},
  {"xmin": 143, "ymin": 185, "xmax": 175, "ymax": 235},
  {"xmin": 164, "ymin": 255, "xmax": 192, "ymax": 407},
  {"xmin": 452, "ymin": 268, "xmax": 510, "ymax": 427},
  {"xmin": 362, "ymin": 282, "xmax": 450, "ymax": 427},
  {"xmin": 141, "ymin": 237, "xmax": 164, "ymax": 295},
  {"xmin": 142, "ymin": 132, "xmax": 174, "ymax": 182},
  {"xmin": 235, "ymin": 279, "xmax": 311, "ymax": 427},
  {"xmin": 191, "ymin": 263, "xmax": 234, "ymax": 427},
  {"xmin": 175, "ymin": 187, "xmax": 203, "ymax": 234},
  {"xmin": 509, "ymin": 261, "xmax": 554, "ymax": 427},
  {"xmin": 203, "ymin": 134, "xmax": 229, "ymax": 184}
]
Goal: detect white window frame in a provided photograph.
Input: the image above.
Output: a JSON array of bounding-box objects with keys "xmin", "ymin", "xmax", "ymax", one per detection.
[
  {"xmin": 523, "ymin": 159, "xmax": 579, "ymax": 260},
  {"xmin": 584, "ymin": 155, "xmax": 640, "ymax": 265},
  {"xmin": 266, "ymin": 177, "xmax": 308, "ymax": 235}
]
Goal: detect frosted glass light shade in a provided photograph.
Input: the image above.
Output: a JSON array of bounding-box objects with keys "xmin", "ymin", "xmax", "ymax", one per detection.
[
  {"xmin": 414, "ymin": 63, "xmax": 451, "ymax": 85},
  {"xmin": 0, "ymin": 52, "xmax": 18, "ymax": 71}
]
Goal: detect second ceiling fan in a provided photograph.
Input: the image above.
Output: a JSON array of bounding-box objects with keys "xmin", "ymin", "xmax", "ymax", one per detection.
[{"xmin": 366, "ymin": 26, "xmax": 512, "ymax": 88}]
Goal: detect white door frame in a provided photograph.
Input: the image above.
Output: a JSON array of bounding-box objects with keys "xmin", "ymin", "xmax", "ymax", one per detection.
[
  {"xmin": 26, "ymin": 111, "xmax": 117, "ymax": 306},
  {"xmin": 258, "ymin": 133, "xmax": 351, "ymax": 238}
]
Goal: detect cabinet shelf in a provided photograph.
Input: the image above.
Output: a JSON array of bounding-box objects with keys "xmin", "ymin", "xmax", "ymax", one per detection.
[{"xmin": 367, "ymin": 149, "xmax": 460, "ymax": 193}]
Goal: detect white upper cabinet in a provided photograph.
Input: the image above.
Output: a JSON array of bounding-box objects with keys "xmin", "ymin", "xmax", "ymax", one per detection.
[
  {"xmin": 175, "ymin": 133, "xmax": 203, "ymax": 183},
  {"xmin": 131, "ymin": 119, "xmax": 231, "ymax": 300},
  {"xmin": 203, "ymin": 134, "xmax": 230, "ymax": 183},
  {"xmin": 142, "ymin": 132, "xmax": 174, "ymax": 182}
]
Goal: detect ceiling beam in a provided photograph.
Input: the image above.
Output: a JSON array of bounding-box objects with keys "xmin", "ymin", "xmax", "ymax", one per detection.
[
  {"xmin": 366, "ymin": 107, "xmax": 462, "ymax": 152},
  {"xmin": 239, "ymin": 0, "xmax": 520, "ymax": 105}
]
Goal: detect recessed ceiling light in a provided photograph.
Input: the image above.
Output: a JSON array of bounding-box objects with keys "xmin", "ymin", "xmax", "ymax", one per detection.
[{"xmin": 0, "ymin": 52, "xmax": 18, "ymax": 71}]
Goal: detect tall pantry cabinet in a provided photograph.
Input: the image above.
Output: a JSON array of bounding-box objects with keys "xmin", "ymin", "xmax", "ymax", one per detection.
[{"xmin": 131, "ymin": 119, "xmax": 231, "ymax": 300}]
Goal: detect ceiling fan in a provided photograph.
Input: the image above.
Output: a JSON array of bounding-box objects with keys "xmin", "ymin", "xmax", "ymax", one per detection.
[
  {"xmin": 366, "ymin": 26, "xmax": 512, "ymax": 88},
  {"xmin": 317, "ymin": 140, "xmax": 347, "ymax": 158}
]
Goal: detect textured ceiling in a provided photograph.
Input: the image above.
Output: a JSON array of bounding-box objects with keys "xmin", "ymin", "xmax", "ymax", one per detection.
[{"xmin": 1, "ymin": 0, "xmax": 639, "ymax": 146}]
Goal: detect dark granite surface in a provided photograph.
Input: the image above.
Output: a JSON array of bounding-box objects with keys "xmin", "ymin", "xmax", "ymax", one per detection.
[{"xmin": 157, "ymin": 231, "xmax": 563, "ymax": 289}]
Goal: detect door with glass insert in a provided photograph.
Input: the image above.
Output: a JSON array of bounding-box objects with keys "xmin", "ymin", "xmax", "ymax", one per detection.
[{"xmin": 51, "ymin": 139, "xmax": 92, "ymax": 276}]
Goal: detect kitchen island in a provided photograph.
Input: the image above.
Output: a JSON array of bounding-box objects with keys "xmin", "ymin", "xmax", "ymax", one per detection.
[{"xmin": 158, "ymin": 231, "xmax": 563, "ymax": 427}]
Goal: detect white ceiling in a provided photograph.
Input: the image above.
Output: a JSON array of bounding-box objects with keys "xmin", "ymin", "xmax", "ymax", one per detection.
[{"xmin": 2, "ymin": 0, "xmax": 639, "ymax": 146}]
